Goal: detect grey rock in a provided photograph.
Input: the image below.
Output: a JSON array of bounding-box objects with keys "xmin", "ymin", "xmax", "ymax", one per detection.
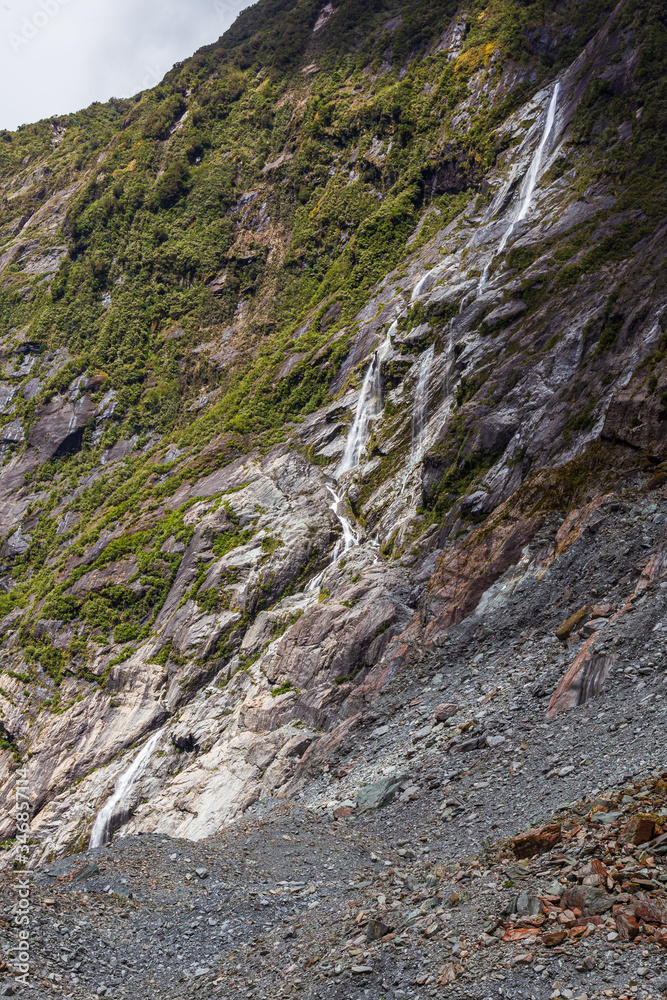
[
  {"xmin": 562, "ymin": 884, "xmax": 613, "ymax": 915},
  {"xmin": 591, "ymin": 811, "xmax": 623, "ymax": 825},
  {"xmin": 29, "ymin": 392, "xmax": 95, "ymax": 459},
  {"xmin": 71, "ymin": 863, "xmax": 100, "ymax": 883},
  {"xmin": 482, "ymin": 299, "xmax": 527, "ymax": 328},
  {"xmin": 515, "ymin": 891, "xmax": 543, "ymax": 917},
  {"xmin": 450, "ymin": 734, "xmax": 487, "ymax": 753},
  {"xmin": 0, "ymin": 418, "xmax": 24, "ymax": 443},
  {"xmin": 412, "ymin": 725, "xmax": 432, "ymax": 742},
  {"xmin": 356, "ymin": 775, "xmax": 404, "ymax": 812}
]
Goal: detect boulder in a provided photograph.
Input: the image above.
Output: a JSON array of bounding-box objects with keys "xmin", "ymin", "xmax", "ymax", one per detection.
[
  {"xmin": 561, "ymin": 885, "xmax": 613, "ymax": 916},
  {"xmin": 615, "ymin": 908, "xmax": 639, "ymax": 940},
  {"xmin": 619, "ymin": 813, "xmax": 655, "ymax": 846},
  {"xmin": 356, "ymin": 774, "xmax": 404, "ymax": 812},
  {"xmin": 515, "ymin": 892, "xmax": 543, "ymax": 917},
  {"xmin": 512, "ymin": 822, "xmax": 562, "ymax": 859},
  {"xmin": 435, "ymin": 702, "xmax": 458, "ymax": 723},
  {"xmin": 366, "ymin": 918, "xmax": 392, "ymax": 941}
]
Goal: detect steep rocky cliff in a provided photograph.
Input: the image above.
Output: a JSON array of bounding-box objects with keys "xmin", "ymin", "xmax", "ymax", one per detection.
[{"xmin": 0, "ymin": 0, "xmax": 665, "ymax": 877}]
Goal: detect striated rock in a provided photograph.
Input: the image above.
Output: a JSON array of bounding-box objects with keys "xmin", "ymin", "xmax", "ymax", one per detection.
[
  {"xmin": 546, "ymin": 642, "xmax": 614, "ymax": 719},
  {"xmin": 512, "ymin": 823, "xmax": 562, "ymax": 859}
]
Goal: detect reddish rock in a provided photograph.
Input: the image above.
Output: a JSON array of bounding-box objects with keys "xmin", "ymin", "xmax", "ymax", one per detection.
[
  {"xmin": 573, "ymin": 914, "xmax": 604, "ymax": 927},
  {"xmin": 633, "ymin": 895, "xmax": 667, "ymax": 925},
  {"xmin": 589, "ymin": 859, "xmax": 609, "ymax": 878},
  {"xmin": 512, "ymin": 822, "xmax": 562, "ymax": 859},
  {"xmin": 424, "ymin": 494, "xmax": 543, "ymax": 632},
  {"xmin": 615, "ymin": 909, "xmax": 640, "ymax": 941},
  {"xmin": 434, "ymin": 702, "xmax": 459, "ymax": 723},
  {"xmin": 561, "ymin": 885, "xmax": 613, "ymax": 916},
  {"xmin": 547, "ymin": 639, "xmax": 613, "ymax": 719},
  {"xmin": 619, "ymin": 814, "xmax": 655, "ymax": 846},
  {"xmin": 543, "ymin": 930, "xmax": 567, "ymax": 947},
  {"xmin": 656, "ymin": 928, "xmax": 667, "ymax": 949},
  {"xmin": 438, "ymin": 963, "xmax": 457, "ymax": 984},
  {"xmin": 502, "ymin": 928, "xmax": 537, "ymax": 943}
]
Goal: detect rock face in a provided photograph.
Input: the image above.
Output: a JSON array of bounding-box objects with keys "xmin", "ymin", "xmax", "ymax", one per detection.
[{"xmin": 0, "ymin": 0, "xmax": 665, "ymax": 871}]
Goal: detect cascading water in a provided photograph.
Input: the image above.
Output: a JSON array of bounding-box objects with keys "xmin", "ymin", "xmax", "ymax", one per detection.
[
  {"xmin": 306, "ymin": 485, "xmax": 359, "ymax": 592},
  {"xmin": 478, "ymin": 82, "xmax": 560, "ymax": 294},
  {"xmin": 336, "ymin": 329, "xmax": 393, "ymax": 478},
  {"xmin": 410, "ymin": 344, "xmax": 435, "ymax": 464},
  {"xmin": 89, "ymin": 728, "xmax": 164, "ymax": 849},
  {"xmin": 308, "ymin": 328, "xmax": 393, "ymax": 589}
]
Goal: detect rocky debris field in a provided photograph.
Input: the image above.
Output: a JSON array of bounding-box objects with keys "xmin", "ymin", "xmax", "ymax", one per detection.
[
  {"xmin": 0, "ymin": 775, "xmax": 665, "ymax": 1000},
  {"xmin": 1, "ymin": 478, "xmax": 667, "ymax": 999}
]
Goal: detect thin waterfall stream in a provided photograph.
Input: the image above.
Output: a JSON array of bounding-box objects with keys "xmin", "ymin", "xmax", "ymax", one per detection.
[
  {"xmin": 308, "ymin": 328, "xmax": 393, "ymax": 589},
  {"xmin": 336, "ymin": 328, "xmax": 393, "ymax": 478},
  {"xmin": 90, "ymin": 728, "xmax": 164, "ymax": 848},
  {"xmin": 410, "ymin": 344, "xmax": 435, "ymax": 464},
  {"xmin": 478, "ymin": 82, "xmax": 560, "ymax": 294},
  {"xmin": 306, "ymin": 485, "xmax": 359, "ymax": 592}
]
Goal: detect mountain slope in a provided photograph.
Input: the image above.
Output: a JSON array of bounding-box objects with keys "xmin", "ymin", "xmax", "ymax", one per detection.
[{"xmin": 0, "ymin": 0, "xmax": 665, "ymax": 874}]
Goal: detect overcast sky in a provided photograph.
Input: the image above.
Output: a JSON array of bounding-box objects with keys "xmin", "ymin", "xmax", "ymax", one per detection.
[{"xmin": 0, "ymin": 0, "xmax": 249, "ymax": 131}]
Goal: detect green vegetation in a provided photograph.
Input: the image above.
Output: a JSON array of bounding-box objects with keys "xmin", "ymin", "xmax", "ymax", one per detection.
[
  {"xmin": 270, "ymin": 680, "xmax": 297, "ymax": 697},
  {"xmin": 0, "ymin": 0, "xmax": 663, "ymax": 713}
]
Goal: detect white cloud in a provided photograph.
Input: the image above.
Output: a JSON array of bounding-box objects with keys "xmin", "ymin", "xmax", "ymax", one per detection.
[{"xmin": 0, "ymin": 0, "xmax": 249, "ymax": 130}]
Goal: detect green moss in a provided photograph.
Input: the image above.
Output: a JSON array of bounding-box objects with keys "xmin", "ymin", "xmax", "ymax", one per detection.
[
  {"xmin": 270, "ymin": 680, "xmax": 297, "ymax": 697},
  {"xmin": 261, "ymin": 534, "xmax": 283, "ymax": 555},
  {"xmin": 0, "ymin": 723, "xmax": 20, "ymax": 760}
]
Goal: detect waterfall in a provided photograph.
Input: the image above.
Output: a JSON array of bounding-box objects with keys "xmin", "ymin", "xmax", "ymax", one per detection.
[
  {"xmin": 336, "ymin": 328, "xmax": 393, "ymax": 477},
  {"xmin": 306, "ymin": 485, "xmax": 359, "ymax": 591},
  {"xmin": 89, "ymin": 728, "xmax": 164, "ymax": 849},
  {"xmin": 445, "ymin": 318, "xmax": 456, "ymax": 398},
  {"xmin": 308, "ymin": 327, "xmax": 393, "ymax": 589},
  {"xmin": 478, "ymin": 82, "xmax": 560, "ymax": 294},
  {"xmin": 410, "ymin": 344, "xmax": 435, "ymax": 463}
]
